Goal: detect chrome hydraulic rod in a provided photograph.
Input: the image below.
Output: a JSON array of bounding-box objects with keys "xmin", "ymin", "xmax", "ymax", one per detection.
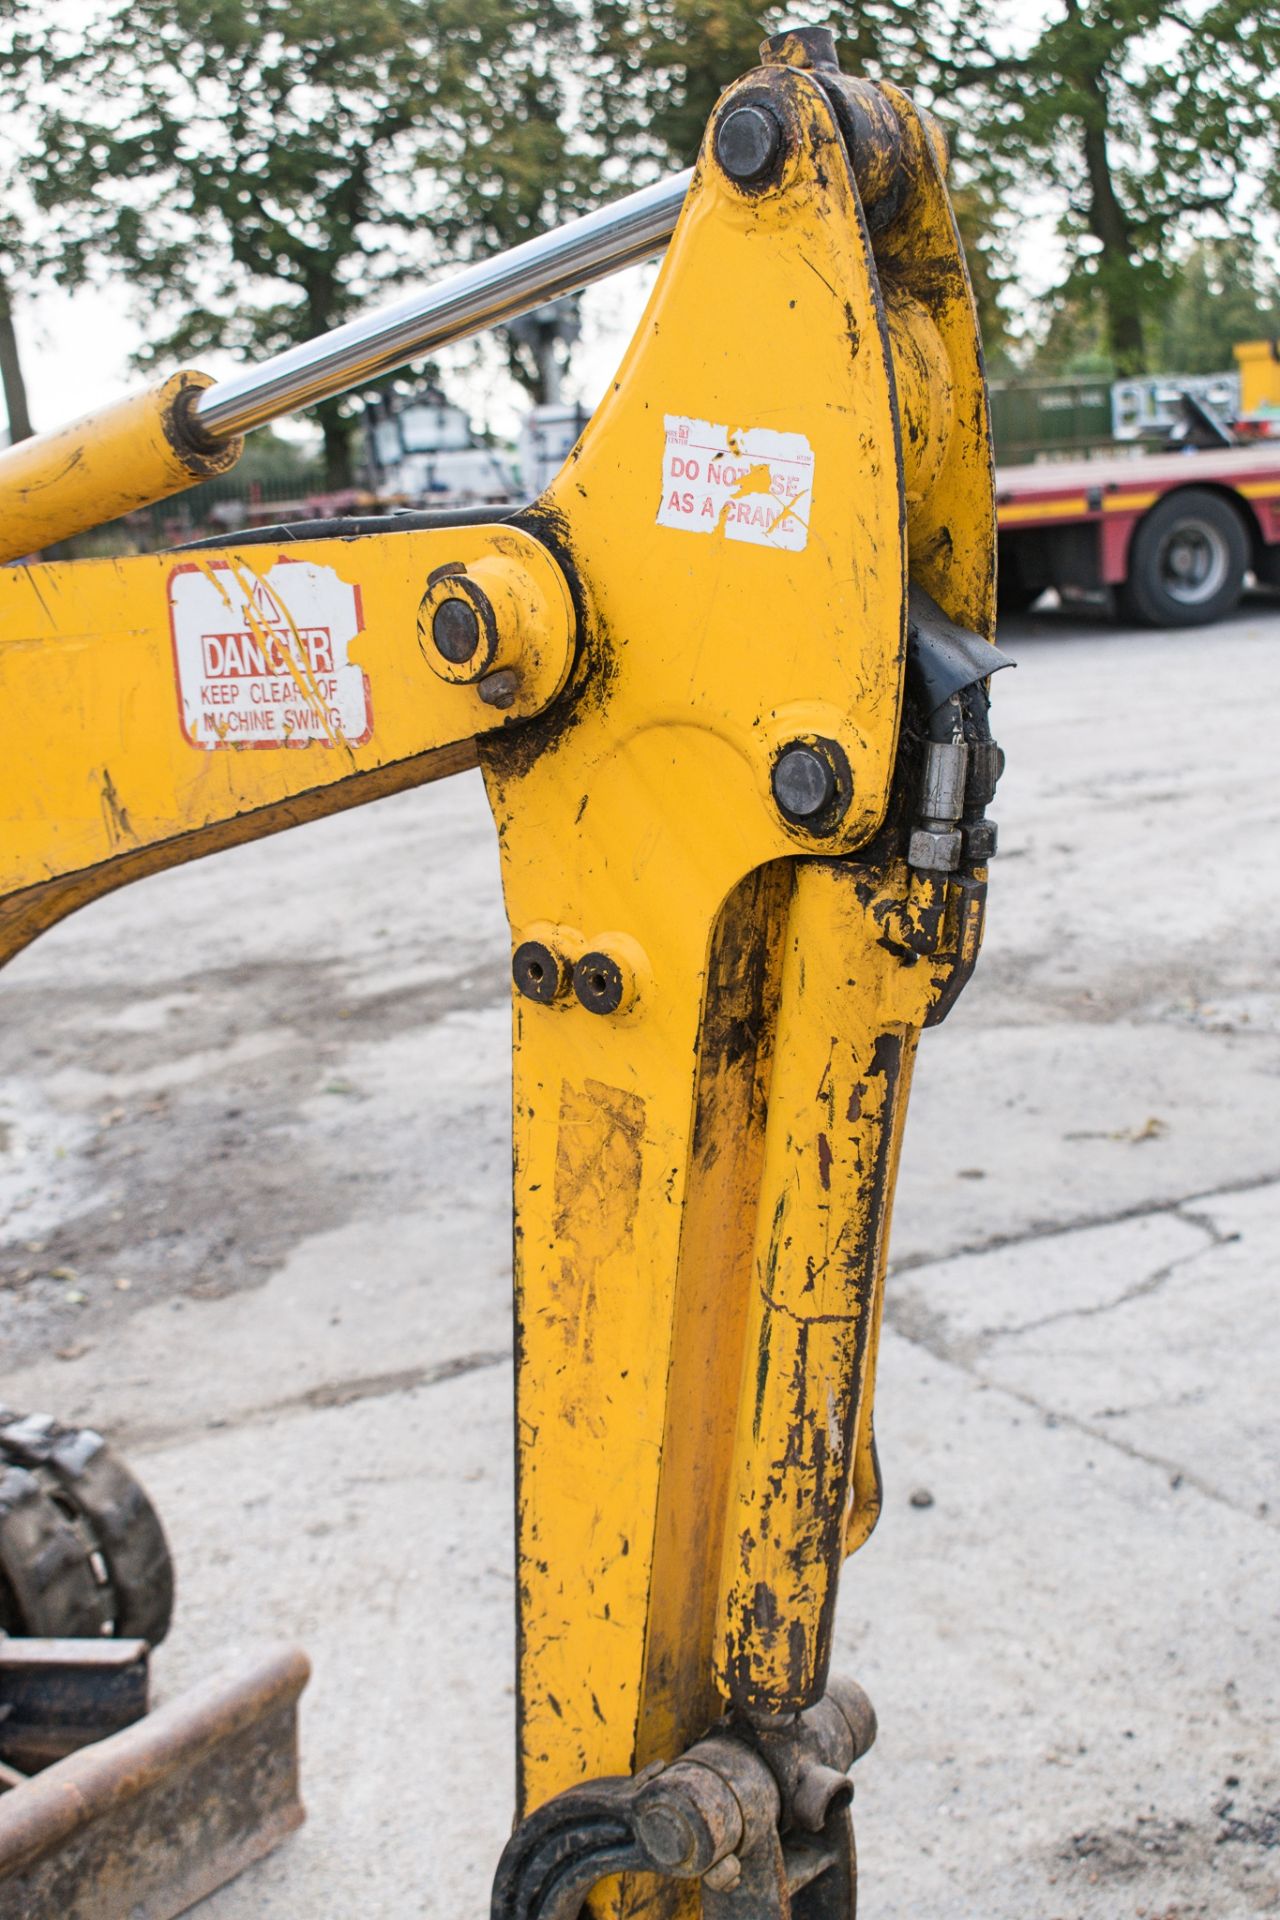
[{"xmin": 194, "ymin": 171, "xmax": 693, "ymax": 442}]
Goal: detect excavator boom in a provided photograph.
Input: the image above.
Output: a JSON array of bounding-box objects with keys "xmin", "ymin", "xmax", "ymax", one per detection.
[{"xmin": 0, "ymin": 27, "xmax": 1004, "ymax": 1917}]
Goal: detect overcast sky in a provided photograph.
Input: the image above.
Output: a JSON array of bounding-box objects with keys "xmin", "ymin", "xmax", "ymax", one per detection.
[{"xmin": 13, "ymin": 250, "xmax": 673, "ymax": 447}]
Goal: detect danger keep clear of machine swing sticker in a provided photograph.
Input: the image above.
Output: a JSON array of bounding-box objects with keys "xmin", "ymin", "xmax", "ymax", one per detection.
[
  {"xmin": 656, "ymin": 414, "xmax": 815, "ymax": 552},
  {"xmin": 168, "ymin": 558, "xmax": 373, "ymax": 750}
]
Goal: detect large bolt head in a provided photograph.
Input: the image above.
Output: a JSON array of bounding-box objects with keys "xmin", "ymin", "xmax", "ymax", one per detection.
[
  {"xmin": 715, "ymin": 104, "xmax": 782, "ymax": 183},
  {"xmin": 772, "ymin": 744, "xmax": 836, "ymax": 820},
  {"xmin": 573, "ymin": 951, "xmax": 625, "ymax": 1016},
  {"xmin": 431, "ymin": 596, "xmax": 480, "ymax": 664},
  {"xmin": 634, "ymin": 1798, "xmax": 701, "ymax": 1870},
  {"xmin": 478, "ymin": 668, "xmax": 519, "ymax": 709},
  {"xmin": 512, "ymin": 940, "xmax": 567, "ymax": 1005}
]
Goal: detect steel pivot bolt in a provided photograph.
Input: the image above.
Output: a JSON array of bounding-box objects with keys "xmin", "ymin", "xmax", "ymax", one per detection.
[
  {"xmin": 771, "ymin": 738, "xmax": 852, "ymax": 832},
  {"xmin": 773, "ymin": 745, "xmax": 833, "ymax": 818},
  {"xmin": 633, "ymin": 1799, "xmax": 703, "ymax": 1871},
  {"xmin": 419, "ymin": 559, "xmax": 534, "ymax": 690},
  {"xmin": 431, "ymin": 596, "xmax": 480, "ymax": 664},
  {"xmin": 715, "ymin": 104, "xmax": 782, "ymax": 184}
]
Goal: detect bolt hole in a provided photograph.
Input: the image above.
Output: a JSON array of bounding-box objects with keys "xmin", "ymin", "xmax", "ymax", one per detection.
[
  {"xmin": 573, "ymin": 950, "xmax": 625, "ymax": 1015},
  {"xmin": 527, "ymin": 960, "xmax": 544, "ymax": 983}
]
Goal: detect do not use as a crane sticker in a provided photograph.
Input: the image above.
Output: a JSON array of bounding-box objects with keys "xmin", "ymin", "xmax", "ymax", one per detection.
[
  {"xmin": 168, "ymin": 558, "xmax": 372, "ymax": 749},
  {"xmin": 656, "ymin": 414, "xmax": 815, "ymax": 552}
]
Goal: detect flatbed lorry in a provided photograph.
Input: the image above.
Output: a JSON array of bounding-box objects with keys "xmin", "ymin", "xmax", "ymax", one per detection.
[{"xmin": 996, "ymin": 441, "xmax": 1280, "ymax": 626}]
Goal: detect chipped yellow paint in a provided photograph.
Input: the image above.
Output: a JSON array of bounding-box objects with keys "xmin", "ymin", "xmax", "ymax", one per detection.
[
  {"xmin": 877, "ymin": 84, "xmax": 996, "ymax": 639},
  {"xmin": 475, "ymin": 48, "xmax": 995, "ymax": 1900},
  {"xmin": 715, "ymin": 860, "xmax": 984, "ymax": 1712},
  {"xmin": 483, "ymin": 69, "xmax": 907, "ymax": 1852}
]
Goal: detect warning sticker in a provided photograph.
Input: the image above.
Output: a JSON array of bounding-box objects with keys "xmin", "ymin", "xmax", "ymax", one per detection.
[
  {"xmin": 656, "ymin": 414, "xmax": 815, "ymax": 552},
  {"xmin": 169, "ymin": 558, "xmax": 371, "ymax": 749}
]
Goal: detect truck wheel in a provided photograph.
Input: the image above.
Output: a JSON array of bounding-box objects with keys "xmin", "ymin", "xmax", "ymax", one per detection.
[{"xmin": 1120, "ymin": 488, "xmax": 1248, "ymax": 628}]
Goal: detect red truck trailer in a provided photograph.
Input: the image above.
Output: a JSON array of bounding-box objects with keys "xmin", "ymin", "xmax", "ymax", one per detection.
[{"xmin": 996, "ymin": 444, "xmax": 1280, "ymax": 626}]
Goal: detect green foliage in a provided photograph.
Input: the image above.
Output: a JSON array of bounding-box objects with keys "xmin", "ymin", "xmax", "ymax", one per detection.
[
  {"xmin": 1020, "ymin": 280, "xmax": 1114, "ymax": 376},
  {"xmin": 13, "ymin": 0, "xmax": 589, "ymax": 480},
  {"xmin": 581, "ymin": 2, "xmax": 1011, "ymax": 351},
  {"xmin": 582, "ymin": 2, "xmax": 936, "ymax": 169},
  {"xmin": 1149, "ymin": 240, "xmax": 1280, "ymax": 374},
  {"xmin": 234, "ymin": 427, "xmax": 325, "ymax": 486},
  {"xmin": 941, "ymin": 0, "xmax": 1280, "ymax": 374},
  {"xmin": 0, "ymin": 0, "xmax": 105, "ymax": 437},
  {"xmin": 583, "ymin": 1, "xmax": 793, "ymax": 169}
]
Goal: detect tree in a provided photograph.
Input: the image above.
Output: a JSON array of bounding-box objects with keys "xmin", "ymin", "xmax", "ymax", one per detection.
[
  {"xmin": 1148, "ymin": 238, "xmax": 1280, "ymax": 374},
  {"xmin": 582, "ymin": 2, "xmax": 1012, "ymax": 352},
  {"xmin": 0, "ymin": 147, "xmax": 103, "ymax": 448},
  {"xmin": 0, "ymin": 256, "xmax": 32, "ymax": 444},
  {"xmin": 0, "ymin": 8, "xmax": 62, "ymax": 443},
  {"xmin": 584, "ymin": 1, "xmax": 802, "ymax": 171},
  {"xmin": 22, "ymin": 0, "xmax": 592, "ymax": 484},
  {"xmin": 584, "ymin": 1, "xmax": 936, "ymax": 173},
  {"xmin": 939, "ymin": 0, "xmax": 1280, "ymax": 374},
  {"xmin": 589, "ymin": 1, "xmax": 1276, "ymax": 382}
]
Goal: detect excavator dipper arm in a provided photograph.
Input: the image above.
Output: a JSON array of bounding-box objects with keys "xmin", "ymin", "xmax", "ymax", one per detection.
[{"xmin": 0, "ymin": 26, "xmax": 1005, "ymax": 1918}]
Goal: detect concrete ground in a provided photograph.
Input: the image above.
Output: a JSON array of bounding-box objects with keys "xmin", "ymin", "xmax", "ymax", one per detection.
[{"xmin": 2, "ymin": 598, "xmax": 1278, "ymax": 1918}]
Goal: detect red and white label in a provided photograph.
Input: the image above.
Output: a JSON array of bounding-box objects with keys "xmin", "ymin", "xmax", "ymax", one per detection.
[
  {"xmin": 168, "ymin": 558, "xmax": 371, "ymax": 749},
  {"xmin": 656, "ymin": 414, "xmax": 815, "ymax": 552}
]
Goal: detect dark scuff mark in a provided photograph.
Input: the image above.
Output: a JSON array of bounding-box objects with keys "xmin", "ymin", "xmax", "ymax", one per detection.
[
  {"xmin": 22, "ymin": 567, "xmax": 56, "ymax": 630},
  {"xmin": 479, "ymin": 501, "xmax": 614, "ymax": 787},
  {"xmin": 98, "ymin": 770, "xmax": 136, "ymax": 848},
  {"xmin": 752, "ymin": 1312, "xmax": 772, "ymax": 1440},
  {"xmin": 786, "ymin": 1615, "xmax": 809, "ymax": 1702}
]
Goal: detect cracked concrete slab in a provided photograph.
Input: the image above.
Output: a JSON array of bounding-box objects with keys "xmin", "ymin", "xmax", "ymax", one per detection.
[
  {"xmin": 891, "ymin": 1022, "xmax": 1280, "ymax": 1266},
  {"xmin": 887, "ymin": 1204, "xmax": 1213, "ymax": 1358},
  {"xmin": 142, "ymin": 1363, "xmax": 517, "ymax": 1920},
  {"xmin": 2, "ymin": 601, "xmax": 1279, "ymax": 1916},
  {"xmin": 973, "ymin": 1181, "xmax": 1280, "ymax": 1523},
  {"xmin": 838, "ymin": 1321, "xmax": 1280, "ymax": 1920}
]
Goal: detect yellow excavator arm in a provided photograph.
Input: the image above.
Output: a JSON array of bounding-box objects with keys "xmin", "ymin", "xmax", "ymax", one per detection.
[{"xmin": 0, "ymin": 26, "xmax": 1006, "ymax": 1917}]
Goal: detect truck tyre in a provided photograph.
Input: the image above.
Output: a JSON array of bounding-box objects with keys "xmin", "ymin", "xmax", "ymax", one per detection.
[{"xmin": 1120, "ymin": 488, "xmax": 1249, "ymax": 628}]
